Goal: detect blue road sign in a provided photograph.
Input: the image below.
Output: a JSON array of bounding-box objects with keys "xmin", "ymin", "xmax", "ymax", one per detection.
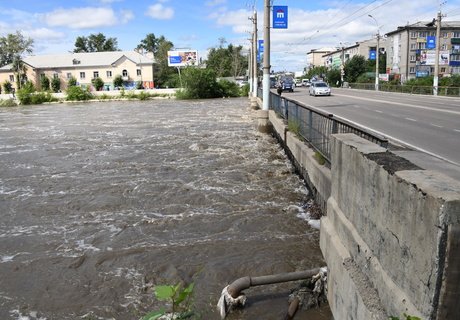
[
  {"xmin": 426, "ymin": 36, "xmax": 436, "ymax": 49},
  {"xmin": 273, "ymin": 6, "xmax": 288, "ymax": 29},
  {"xmin": 258, "ymin": 40, "xmax": 264, "ymax": 62}
]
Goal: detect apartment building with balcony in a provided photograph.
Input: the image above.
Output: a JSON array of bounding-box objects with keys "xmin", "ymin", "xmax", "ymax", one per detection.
[
  {"xmin": 385, "ymin": 21, "xmax": 460, "ymax": 82},
  {"xmin": 0, "ymin": 50, "xmax": 155, "ymax": 91}
]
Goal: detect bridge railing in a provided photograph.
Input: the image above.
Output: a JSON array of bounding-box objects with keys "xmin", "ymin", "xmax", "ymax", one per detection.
[
  {"xmin": 265, "ymin": 91, "xmax": 388, "ymax": 164},
  {"xmin": 349, "ymin": 83, "xmax": 460, "ymax": 96}
]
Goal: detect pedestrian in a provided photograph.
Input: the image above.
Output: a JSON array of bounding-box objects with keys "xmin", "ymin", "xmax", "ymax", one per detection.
[
  {"xmin": 277, "ymin": 81, "xmax": 283, "ymax": 96},
  {"xmin": 11, "ymin": 87, "xmax": 16, "ymax": 99}
]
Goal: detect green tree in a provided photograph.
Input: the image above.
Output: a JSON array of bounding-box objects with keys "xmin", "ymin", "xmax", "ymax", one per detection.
[
  {"xmin": 68, "ymin": 76, "xmax": 77, "ymax": 87},
  {"xmin": 41, "ymin": 76, "xmax": 50, "ymax": 91},
  {"xmin": 306, "ymin": 66, "xmax": 328, "ymax": 81},
  {"xmin": 0, "ymin": 31, "xmax": 34, "ymax": 89},
  {"xmin": 344, "ymin": 55, "xmax": 367, "ymax": 83},
  {"xmin": 91, "ymin": 77, "xmax": 104, "ymax": 91},
  {"xmin": 153, "ymin": 36, "xmax": 175, "ymax": 88},
  {"xmin": 3, "ymin": 80, "xmax": 13, "ymax": 93},
  {"xmin": 73, "ymin": 33, "xmax": 119, "ymax": 52},
  {"xmin": 206, "ymin": 41, "xmax": 248, "ymax": 78},
  {"xmin": 136, "ymin": 33, "xmax": 159, "ymax": 57},
  {"xmin": 177, "ymin": 67, "xmax": 222, "ymax": 99},
  {"xmin": 327, "ymin": 69, "xmax": 342, "ymax": 87},
  {"xmin": 113, "ymin": 75, "xmax": 123, "ymax": 88},
  {"xmin": 51, "ymin": 77, "xmax": 61, "ymax": 92}
]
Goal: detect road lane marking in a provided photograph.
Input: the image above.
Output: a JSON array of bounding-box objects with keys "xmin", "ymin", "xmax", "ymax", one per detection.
[
  {"xmin": 430, "ymin": 124, "xmax": 443, "ymax": 128},
  {"xmin": 326, "ymin": 114, "xmax": 460, "ymax": 166},
  {"xmin": 455, "ymin": 129, "xmax": 460, "ymax": 133},
  {"xmin": 405, "ymin": 118, "xmax": 417, "ymax": 122},
  {"xmin": 333, "ymin": 93, "xmax": 460, "ymax": 115},
  {"xmin": 375, "ymin": 110, "xmax": 383, "ymax": 113}
]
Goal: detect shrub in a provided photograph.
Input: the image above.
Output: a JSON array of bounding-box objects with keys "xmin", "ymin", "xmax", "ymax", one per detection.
[
  {"xmin": 137, "ymin": 91, "xmax": 150, "ymax": 100},
  {"xmin": 178, "ymin": 67, "xmax": 222, "ymax": 99},
  {"xmin": 40, "ymin": 76, "xmax": 50, "ymax": 91},
  {"xmin": 66, "ymin": 86, "xmax": 93, "ymax": 101},
  {"xmin": 68, "ymin": 76, "xmax": 77, "ymax": 87},
  {"xmin": 51, "ymin": 77, "xmax": 61, "ymax": 93},
  {"xmin": 240, "ymin": 83, "xmax": 250, "ymax": 97},
  {"xmin": 218, "ymin": 80, "xmax": 240, "ymax": 97},
  {"xmin": 3, "ymin": 81, "xmax": 13, "ymax": 94},
  {"xmin": 113, "ymin": 75, "xmax": 123, "ymax": 89},
  {"xmin": 0, "ymin": 99, "xmax": 17, "ymax": 107},
  {"xmin": 17, "ymin": 81, "xmax": 35, "ymax": 104},
  {"xmin": 91, "ymin": 77, "xmax": 104, "ymax": 91},
  {"xmin": 17, "ymin": 81, "xmax": 56, "ymax": 105}
]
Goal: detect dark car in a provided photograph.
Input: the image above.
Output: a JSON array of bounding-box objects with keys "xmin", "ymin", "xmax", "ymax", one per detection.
[{"xmin": 277, "ymin": 77, "xmax": 294, "ymax": 92}]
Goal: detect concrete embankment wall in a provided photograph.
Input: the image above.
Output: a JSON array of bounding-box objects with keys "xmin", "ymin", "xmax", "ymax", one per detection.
[{"xmin": 267, "ymin": 110, "xmax": 460, "ymax": 319}]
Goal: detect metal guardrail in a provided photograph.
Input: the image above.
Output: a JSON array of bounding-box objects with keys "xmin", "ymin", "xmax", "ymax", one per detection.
[
  {"xmin": 349, "ymin": 83, "xmax": 460, "ymax": 96},
  {"xmin": 266, "ymin": 91, "xmax": 388, "ymax": 164}
]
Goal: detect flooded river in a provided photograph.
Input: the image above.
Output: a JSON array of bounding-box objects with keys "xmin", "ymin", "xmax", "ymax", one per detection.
[{"xmin": 0, "ymin": 98, "xmax": 330, "ymax": 319}]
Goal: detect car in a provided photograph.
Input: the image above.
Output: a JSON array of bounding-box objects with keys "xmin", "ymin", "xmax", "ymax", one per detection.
[
  {"xmin": 309, "ymin": 81, "xmax": 331, "ymax": 96},
  {"xmin": 301, "ymin": 79, "xmax": 310, "ymax": 87},
  {"xmin": 277, "ymin": 77, "xmax": 295, "ymax": 92}
]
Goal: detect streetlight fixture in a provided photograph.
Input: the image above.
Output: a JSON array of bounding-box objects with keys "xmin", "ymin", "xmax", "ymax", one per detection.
[{"xmin": 368, "ymin": 14, "xmax": 380, "ymax": 91}]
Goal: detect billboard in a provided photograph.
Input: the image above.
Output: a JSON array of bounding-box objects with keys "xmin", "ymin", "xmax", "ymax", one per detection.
[
  {"xmin": 167, "ymin": 50, "xmax": 198, "ymax": 67},
  {"xmin": 419, "ymin": 50, "xmax": 449, "ymax": 66}
]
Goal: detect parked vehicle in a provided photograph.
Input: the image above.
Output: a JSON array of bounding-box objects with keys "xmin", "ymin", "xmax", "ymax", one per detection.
[{"xmin": 309, "ymin": 81, "xmax": 331, "ymax": 96}]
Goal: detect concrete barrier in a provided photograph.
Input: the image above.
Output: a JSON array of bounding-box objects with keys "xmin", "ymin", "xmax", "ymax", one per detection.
[
  {"xmin": 266, "ymin": 107, "xmax": 460, "ymax": 319},
  {"xmin": 321, "ymin": 133, "xmax": 460, "ymax": 320}
]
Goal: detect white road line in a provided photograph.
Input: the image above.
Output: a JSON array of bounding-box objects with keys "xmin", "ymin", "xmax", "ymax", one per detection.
[
  {"xmin": 375, "ymin": 110, "xmax": 383, "ymax": 113},
  {"xmin": 430, "ymin": 124, "xmax": 443, "ymax": 128},
  {"xmin": 333, "ymin": 93, "xmax": 460, "ymax": 115},
  {"xmin": 325, "ymin": 114, "xmax": 460, "ymax": 166},
  {"xmin": 405, "ymin": 118, "xmax": 417, "ymax": 122},
  {"xmin": 454, "ymin": 129, "xmax": 460, "ymax": 133}
]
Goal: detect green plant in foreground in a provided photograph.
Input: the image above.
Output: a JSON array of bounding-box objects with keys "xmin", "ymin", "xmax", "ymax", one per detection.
[
  {"xmin": 143, "ymin": 283, "xmax": 194, "ymax": 320},
  {"xmin": 288, "ymin": 119, "xmax": 301, "ymax": 136},
  {"xmin": 314, "ymin": 151, "xmax": 326, "ymax": 165}
]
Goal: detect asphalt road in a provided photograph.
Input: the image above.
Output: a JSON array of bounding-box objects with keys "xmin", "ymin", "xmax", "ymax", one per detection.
[{"xmin": 280, "ymin": 86, "xmax": 460, "ymax": 180}]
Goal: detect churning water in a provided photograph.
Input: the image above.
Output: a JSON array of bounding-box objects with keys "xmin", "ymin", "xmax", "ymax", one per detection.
[{"xmin": 0, "ymin": 98, "xmax": 330, "ymax": 319}]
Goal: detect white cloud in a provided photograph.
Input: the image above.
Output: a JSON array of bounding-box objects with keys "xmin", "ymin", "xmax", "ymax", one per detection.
[
  {"xmin": 25, "ymin": 28, "xmax": 65, "ymax": 40},
  {"xmin": 43, "ymin": 7, "xmax": 119, "ymax": 29},
  {"xmin": 120, "ymin": 9, "xmax": 134, "ymax": 24},
  {"xmin": 146, "ymin": 3, "xmax": 174, "ymax": 20},
  {"xmin": 206, "ymin": 0, "xmax": 226, "ymax": 6}
]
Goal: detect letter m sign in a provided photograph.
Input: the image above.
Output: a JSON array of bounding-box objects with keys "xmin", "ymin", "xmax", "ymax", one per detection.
[{"xmin": 273, "ymin": 6, "xmax": 288, "ymax": 29}]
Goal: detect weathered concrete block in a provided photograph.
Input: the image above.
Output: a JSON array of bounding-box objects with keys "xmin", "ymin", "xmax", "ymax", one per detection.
[{"xmin": 323, "ymin": 133, "xmax": 460, "ymax": 320}]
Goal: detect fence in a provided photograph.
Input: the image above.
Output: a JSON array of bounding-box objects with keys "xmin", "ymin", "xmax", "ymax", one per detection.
[
  {"xmin": 262, "ymin": 90, "xmax": 388, "ymax": 164},
  {"xmin": 349, "ymin": 83, "xmax": 460, "ymax": 96}
]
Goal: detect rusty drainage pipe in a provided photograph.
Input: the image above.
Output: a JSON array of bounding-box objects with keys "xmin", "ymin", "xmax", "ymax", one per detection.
[{"xmin": 217, "ymin": 268, "xmax": 322, "ymax": 319}]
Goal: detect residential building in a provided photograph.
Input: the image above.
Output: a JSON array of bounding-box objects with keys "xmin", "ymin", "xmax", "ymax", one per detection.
[
  {"xmin": 384, "ymin": 21, "xmax": 460, "ymax": 82},
  {"xmin": 323, "ymin": 44, "xmax": 359, "ymax": 70},
  {"xmin": 306, "ymin": 47, "xmax": 337, "ymax": 70},
  {"xmin": 0, "ymin": 51, "xmax": 155, "ymax": 91}
]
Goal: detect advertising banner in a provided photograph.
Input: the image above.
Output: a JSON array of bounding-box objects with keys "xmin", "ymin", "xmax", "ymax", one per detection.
[
  {"xmin": 419, "ymin": 50, "xmax": 449, "ymax": 66},
  {"xmin": 167, "ymin": 50, "xmax": 198, "ymax": 67},
  {"xmin": 273, "ymin": 6, "xmax": 288, "ymax": 29}
]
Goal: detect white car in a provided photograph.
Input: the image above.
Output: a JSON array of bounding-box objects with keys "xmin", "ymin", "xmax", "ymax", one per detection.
[{"xmin": 309, "ymin": 81, "xmax": 331, "ymax": 96}]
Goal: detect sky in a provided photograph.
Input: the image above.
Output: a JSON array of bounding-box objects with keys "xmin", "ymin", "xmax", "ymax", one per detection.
[{"xmin": 1, "ymin": 0, "xmax": 460, "ymax": 72}]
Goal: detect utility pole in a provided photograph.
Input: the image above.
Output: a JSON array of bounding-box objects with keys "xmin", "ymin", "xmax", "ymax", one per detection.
[
  {"xmin": 252, "ymin": 10, "xmax": 258, "ymax": 98},
  {"xmin": 340, "ymin": 43, "xmax": 345, "ymax": 87},
  {"xmin": 368, "ymin": 15, "xmax": 380, "ymax": 91},
  {"xmin": 262, "ymin": 0, "xmax": 270, "ymax": 111},
  {"xmin": 433, "ymin": 10, "xmax": 442, "ymax": 96}
]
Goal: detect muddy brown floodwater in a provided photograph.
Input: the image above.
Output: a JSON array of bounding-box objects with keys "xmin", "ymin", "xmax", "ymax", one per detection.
[{"xmin": 0, "ymin": 98, "xmax": 332, "ymax": 320}]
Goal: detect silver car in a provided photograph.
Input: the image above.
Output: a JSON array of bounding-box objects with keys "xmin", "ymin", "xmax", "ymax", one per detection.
[{"xmin": 309, "ymin": 81, "xmax": 331, "ymax": 96}]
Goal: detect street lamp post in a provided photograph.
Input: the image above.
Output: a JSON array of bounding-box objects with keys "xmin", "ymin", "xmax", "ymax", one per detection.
[{"xmin": 368, "ymin": 15, "xmax": 380, "ymax": 91}]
